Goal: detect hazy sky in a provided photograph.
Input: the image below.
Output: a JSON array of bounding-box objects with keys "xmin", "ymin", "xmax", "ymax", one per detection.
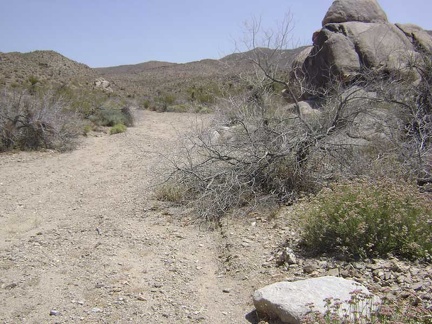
[{"xmin": 1, "ymin": 0, "xmax": 431, "ymax": 67}]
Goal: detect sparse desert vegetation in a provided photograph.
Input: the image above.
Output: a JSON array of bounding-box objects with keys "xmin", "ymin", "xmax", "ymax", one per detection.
[{"xmin": 1, "ymin": 1, "xmax": 432, "ymax": 323}]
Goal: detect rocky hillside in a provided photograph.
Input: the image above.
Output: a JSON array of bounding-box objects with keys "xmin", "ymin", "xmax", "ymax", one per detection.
[
  {"xmin": 94, "ymin": 47, "xmax": 306, "ymax": 99},
  {"xmin": 0, "ymin": 50, "xmax": 95, "ymax": 88},
  {"xmin": 0, "ymin": 47, "xmax": 304, "ymax": 102}
]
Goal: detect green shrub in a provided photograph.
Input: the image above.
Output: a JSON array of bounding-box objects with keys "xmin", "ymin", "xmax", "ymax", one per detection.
[
  {"xmin": 141, "ymin": 99, "xmax": 150, "ymax": 110},
  {"xmin": 109, "ymin": 123, "xmax": 127, "ymax": 135},
  {"xmin": 301, "ymin": 180, "xmax": 432, "ymax": 261},
  {"xmin": 90, "ymin": 106, "xmax": 134, "ymax": 127},
  {"xmin": 83, "ymin": 124, "xmax": 93, "ymax": 136},
  {"xmin": 155, "ymin": 93, "xmax": 176, "ymax": 111}
]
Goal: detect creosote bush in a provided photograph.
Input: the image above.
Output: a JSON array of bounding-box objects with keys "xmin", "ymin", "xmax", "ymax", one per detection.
[
  {"xmin": 109, "ymin": 123, "xmax": 127, "ymax": 135},
  {"xmin": 301, "ymin": 180, "xmax": 432, "ymax": 261},
  {"xmin": 90, "ymin": 106, "xmax": 134, "ymax": 127}
]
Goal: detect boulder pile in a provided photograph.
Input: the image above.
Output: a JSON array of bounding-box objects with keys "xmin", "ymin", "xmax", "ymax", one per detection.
[{"xmin": 295, "ymin": 0, "xmax": 432, "ymax": 93}]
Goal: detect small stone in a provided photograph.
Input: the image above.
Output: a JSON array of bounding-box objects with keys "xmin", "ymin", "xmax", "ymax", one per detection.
[
  {"xmin": 283, "ymin": 248, "xmax": 297, "ymax": 265},
  {"xmin": 340, "ymin": 269, "xmax": 350, "ymax": 278},
  {"xmin": 50, "ymin": 310, "xmax": 60, "ymax": 316},
  {"xmin": 303, "ymin": 264, "xmax": 317, "ymax": 274},
  {"xmin": 91, "ymin": 307, "xmax": 102, "ymax": 313},
  {"xmin": 366, "ymin": 263, "xmax": 380, "ymax": 270},
  {"xmin": 4, "ymin": 282, "xmax": 17, "ymax": 289},
  {"xmin": 396, "ymin": 275, "xmax": 406, "ymax": 283},
  {"xmin": 421, "ymin": 293, "xmax": 432, "ymax": 300},
  {"xmin": 373, "ymin": 270, "xmax": 385, "ymax": 279},
  {"xmin": 327, "ymin": 268, "xmax": 339, "ymax": 277},
  {"xmin": 222, "ymin": 288, "xmax": 231, "ymax": 293},
  {"xmin": 412, "ymin": 282, "xmax": 424, "ymax": 291},
  {"xmin": 353, "ymin": 263, "xmax": 365, "ymax": 270},
  {"xmin": 384, "ymin": 293, "xmax": 397, "ymax": 302},
  {"xmin": 384, "ymin": 272, "xmax": 393, "ymax": 281}
]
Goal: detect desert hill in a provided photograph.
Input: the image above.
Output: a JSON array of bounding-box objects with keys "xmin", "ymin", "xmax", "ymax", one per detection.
[
  {"xmin": 93, "ymin": 47, "xmax": 306, "ymax": 99},
  {"xmin": 0, "ymin": 50, "xmax": 95, "ymax": 88},
  {"xmin": 0, "ymin": 47, "xmax": 305, "ymax": 101}
]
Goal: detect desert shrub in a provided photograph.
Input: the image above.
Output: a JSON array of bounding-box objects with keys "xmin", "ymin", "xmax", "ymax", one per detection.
[
  {"xmin": 161, "ymin": 91, "xmax": 322, "ymax": 222},
  {"xmin": 109, "ymin": 123, "xmax": 127, "ymax": 135},
  {"xmin": 90, "ymin": 106, "xmax": 134, "ymax": 127},
  {"xmin": 0, "ymin": 88, "xmax": 82, "ymax": 152},
  {"xmin": 160, "ymin": 77, "xmax": 432, "ymax": 222},
  {"xmin": 303, "ymin": 290, "xmax": 432, "ymax": 324},
  {"xmin": 154, "ymin": 181, "xmax": 187, "ymax": 203},
  {"xmin": 54, "ymin": 86, "xmax": 107, "ymax": 118},
  {"xmin": 120, "ymin": 106, "xmax": 134, "ymax": 126},
  {"xmin": 141, "ymin": 99, "xmax": 150, "ymax": 110},
  {"xmin": 301, "ymin": 180, "xmax": 432, "ymax": 261},
  {"xmin": 152, "ymin": 93, "xmax": 177, "ymax": 112},
  {"xmin": 83, "ymin": 124, "xmax": 93, "ymax": 136}
]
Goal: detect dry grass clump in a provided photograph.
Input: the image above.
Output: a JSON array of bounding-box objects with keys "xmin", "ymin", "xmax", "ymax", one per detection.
[
  {"xmin": 154, "ymin": 181, "xmax": 187, "ymax": 203},
  {"xmin": 301, "ymin": 180, "xmax": 432, "ymax": 261}
]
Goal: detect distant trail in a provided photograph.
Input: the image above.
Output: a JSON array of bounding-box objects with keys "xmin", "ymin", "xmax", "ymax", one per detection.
[{"xmin": 0, "ymin": 111, "xmax": 269, "ymax": 323}]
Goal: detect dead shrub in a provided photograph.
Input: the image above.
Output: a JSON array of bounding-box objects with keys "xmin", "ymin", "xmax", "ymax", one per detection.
[{"xmin": 0, "ymin": 88, "xmax": 82, "ymax": 152}]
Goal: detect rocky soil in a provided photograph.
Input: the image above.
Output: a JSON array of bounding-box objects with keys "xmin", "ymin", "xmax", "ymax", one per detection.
[{"xmin": 0, "ymin": 110, "xmax": 431, "ymax": 324}]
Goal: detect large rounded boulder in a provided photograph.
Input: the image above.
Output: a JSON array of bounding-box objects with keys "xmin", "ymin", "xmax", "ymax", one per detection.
[
  {"xmin": 295, "ymin": 0, "xmax": 431, "ymax": 92},
  {"xmin": 322, "ymin": 0, "xmax": 388, "ymax": 25}
]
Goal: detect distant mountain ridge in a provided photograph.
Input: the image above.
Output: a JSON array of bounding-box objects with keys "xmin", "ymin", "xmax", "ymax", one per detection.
[
  {"xmin": 0, "ymin": 47, "xmax": 305, "ymax": 98},
  {"xmin": 96, "ymin": 61, "xmax": 177, "ymax": 75},
  {"xmin": 94, "ymin": 47, "xmax": 306, "ymax": 98}
]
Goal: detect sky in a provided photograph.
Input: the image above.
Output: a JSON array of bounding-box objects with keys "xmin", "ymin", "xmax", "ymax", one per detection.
[{"xmin": 1, "ymin": 0, "xmax": 431, "ymax": 68}]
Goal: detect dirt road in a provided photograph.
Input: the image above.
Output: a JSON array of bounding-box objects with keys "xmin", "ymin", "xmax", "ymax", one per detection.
[{"xmin": 0, "ymin": 111, "xmax": 288, "ymax": 323}]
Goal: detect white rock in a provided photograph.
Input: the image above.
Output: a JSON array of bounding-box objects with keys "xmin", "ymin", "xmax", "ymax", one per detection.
[{"xmin": 253, "ymin": 276, "xmax": 380, "ymax": 324}]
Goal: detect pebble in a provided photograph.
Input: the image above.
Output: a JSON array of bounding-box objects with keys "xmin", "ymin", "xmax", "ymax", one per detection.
[
  {"xmin": 412, "ymin": 282, "xmax": 424, "ymax": 291},
  {"xmin": 4, "ymin": 282, "xmax": 17, "ymax": 289},
  {"xmin": 50, "ymin": 310, "xmax": 60, "ymax": 316},
  {"xmin": 303, "ymin": 265, "xmax": 316, "ymax": 274}
]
